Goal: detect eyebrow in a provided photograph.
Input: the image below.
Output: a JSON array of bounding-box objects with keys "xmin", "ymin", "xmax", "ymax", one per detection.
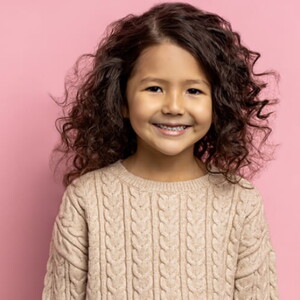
[{"xmin": 139, "ymin": 77, "xmax": 210, "ymax": 87}]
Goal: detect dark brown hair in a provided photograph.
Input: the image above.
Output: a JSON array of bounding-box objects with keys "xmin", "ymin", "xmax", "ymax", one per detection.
[{"xmin": 50, "ymin": 2, "xmax": 279, "ymax": 187}]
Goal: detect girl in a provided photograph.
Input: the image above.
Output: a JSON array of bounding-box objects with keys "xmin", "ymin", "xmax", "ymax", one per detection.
[{"xmin": 43, "ymin": 2, "xmax": 279, "ymax": 299}]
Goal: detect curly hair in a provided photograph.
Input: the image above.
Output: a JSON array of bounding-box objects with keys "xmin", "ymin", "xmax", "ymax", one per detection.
[{"xmin": 50, "ymin": 2, "xmax": 279, "ymax": 187}]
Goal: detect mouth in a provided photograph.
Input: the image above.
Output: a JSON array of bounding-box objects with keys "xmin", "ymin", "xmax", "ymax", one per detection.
[
  {"xmin": 152, "ymin": 123, "xmax": 192, "ymax": 136},
  {"xmin": 152, "ymin": 123, "xmax": 191, "ymax": 131}
]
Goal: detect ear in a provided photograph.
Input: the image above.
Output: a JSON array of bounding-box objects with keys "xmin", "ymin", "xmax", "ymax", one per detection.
[{"xmin": 121, "ymin": 105, "xmax": 129, "ymax": 118}]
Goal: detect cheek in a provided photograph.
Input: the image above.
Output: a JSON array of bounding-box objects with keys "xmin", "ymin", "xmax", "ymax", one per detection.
[
  {"xmin": 128, "ymin": 101, "xmax": 145, "ymax": 121},
  {"xmin": 191, "ymin": 100, "xmax": 213, "ymax": 123},
  {"xmin": 128, "ymin": 96, "xmax": 158, "ymax": 121}
]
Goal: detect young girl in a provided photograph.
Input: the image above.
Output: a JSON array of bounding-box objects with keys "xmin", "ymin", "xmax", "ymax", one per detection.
[{"xmin": 42, "ymin": 2, "xmax": 279, "ymax": 299}]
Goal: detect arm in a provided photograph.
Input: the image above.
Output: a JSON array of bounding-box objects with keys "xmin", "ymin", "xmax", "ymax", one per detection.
[
  {"xmin": 234, "ymin": 188, "xmax": 278, "ymax": 299},
  {"xmin": 42, "ymin": 179, "xmax": 88, "ymax": 300}
]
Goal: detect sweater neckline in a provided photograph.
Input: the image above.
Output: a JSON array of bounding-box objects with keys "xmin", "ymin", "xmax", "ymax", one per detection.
[{"xmin": 108, "ymin": 159, "xmax": 213, "ymax": 192}]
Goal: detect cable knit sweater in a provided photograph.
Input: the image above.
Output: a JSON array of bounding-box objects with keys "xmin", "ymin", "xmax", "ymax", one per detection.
[{"xmin": 42, "ymin": 159, "xmax": 278, "ymax": 299}]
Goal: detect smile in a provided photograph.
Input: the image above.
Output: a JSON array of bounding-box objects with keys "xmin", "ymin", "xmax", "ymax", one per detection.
[
  {"xmin": 156, "ymin": 124, "xmax": 188, "ymax": 130},
  {"xmin": 152, "ymin": 123, "xmax": 191, "ymax": 136}
]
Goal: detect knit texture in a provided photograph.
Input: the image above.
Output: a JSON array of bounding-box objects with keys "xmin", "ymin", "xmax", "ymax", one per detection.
[{"xmin": 42, "ymin": 160, "xmax": 278, "ymax": 299}]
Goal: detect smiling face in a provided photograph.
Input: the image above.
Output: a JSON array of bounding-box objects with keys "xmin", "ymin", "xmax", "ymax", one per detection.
[{"xmin": 124, "ymin": 42, "xmax": 213, "ymax": 161}]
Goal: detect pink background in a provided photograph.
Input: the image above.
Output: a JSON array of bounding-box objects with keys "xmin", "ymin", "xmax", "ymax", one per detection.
[{"xmin": 1, "ymin": 0, "xmax": 299, "ymax": 299}]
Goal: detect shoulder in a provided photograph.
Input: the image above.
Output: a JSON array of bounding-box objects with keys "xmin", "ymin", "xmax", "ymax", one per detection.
[
  {"xmin": 231, "ymin": 177, "xmax": 265, "ymax": 219},
  {"xmin": 58, "ymin": 163, "xmax": 119, "ymax": 217},
  {"xmin": 66, "ymin": 161, "xmax": 120, "ymax": 196},
  {"xmin": 208, "ymin": 171, "xmax": 264, "ymax": 217}
]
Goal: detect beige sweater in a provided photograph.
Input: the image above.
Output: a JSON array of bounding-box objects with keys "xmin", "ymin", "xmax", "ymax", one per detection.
[{"xmin": 42, "ymin": 159, "xmax": 278, "ymax": 299}]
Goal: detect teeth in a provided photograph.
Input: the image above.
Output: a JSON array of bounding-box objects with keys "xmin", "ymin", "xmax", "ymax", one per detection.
[{"xmin": 156, "ymin": 124, "xmax": 187, "ymax": 131}]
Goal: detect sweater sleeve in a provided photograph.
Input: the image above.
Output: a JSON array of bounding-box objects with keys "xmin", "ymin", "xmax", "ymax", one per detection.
[
  {"xmin": 42, "ymin": 179, "xmax": 88, "ymax": 300},
  {"xmin": 234, "ymin": 188, "xmax": 278, "ymax": 299}
]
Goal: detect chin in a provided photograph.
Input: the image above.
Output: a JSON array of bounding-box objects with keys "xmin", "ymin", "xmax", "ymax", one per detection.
[{"xmin": 152, "ymin": 147, "xmax": 191, "ymax": 157}]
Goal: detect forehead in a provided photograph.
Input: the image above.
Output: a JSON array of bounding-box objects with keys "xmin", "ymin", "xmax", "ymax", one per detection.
[{"xmin": 130, "ymin": 42, "xmax": 208, "ymax": 81}]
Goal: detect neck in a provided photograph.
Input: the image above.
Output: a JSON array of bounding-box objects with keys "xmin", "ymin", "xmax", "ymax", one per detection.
[{"xmin": 122, "ymin": 149, "xmax": 206, "ymax": 182}]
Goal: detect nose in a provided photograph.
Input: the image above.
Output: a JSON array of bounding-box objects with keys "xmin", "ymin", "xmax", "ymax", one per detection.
[{"xmin": 161, "ymin": 91, "xmax": 185, "ymax": 115}]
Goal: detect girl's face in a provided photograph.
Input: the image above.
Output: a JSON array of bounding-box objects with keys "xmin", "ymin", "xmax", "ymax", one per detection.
[{"xmin": 124, "ymin": 41, "xmax": 212, "ymax": 160}]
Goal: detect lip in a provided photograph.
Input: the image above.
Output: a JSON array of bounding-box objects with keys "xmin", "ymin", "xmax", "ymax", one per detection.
[
  {"xmin": 152, "ymin": 122, "xmax": 192, "ymax": 127},
  {"xmin": 152, "ymin": 123, "xmax": 191, "ymax": 136}
]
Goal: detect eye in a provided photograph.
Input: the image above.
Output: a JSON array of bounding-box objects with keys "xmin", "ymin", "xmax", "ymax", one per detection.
[
  {"xmin": 145, "ymin": 86, "xmax": 163, "ymax": 93},
  {"xmin": 187, "ymin": 88, "xmax": 203, "ymax": 95}
]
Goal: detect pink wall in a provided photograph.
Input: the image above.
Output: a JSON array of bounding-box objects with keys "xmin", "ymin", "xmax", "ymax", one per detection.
[{"xmin": 1, "ymin": 0, "xmax": 298, "ymax": 299}]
